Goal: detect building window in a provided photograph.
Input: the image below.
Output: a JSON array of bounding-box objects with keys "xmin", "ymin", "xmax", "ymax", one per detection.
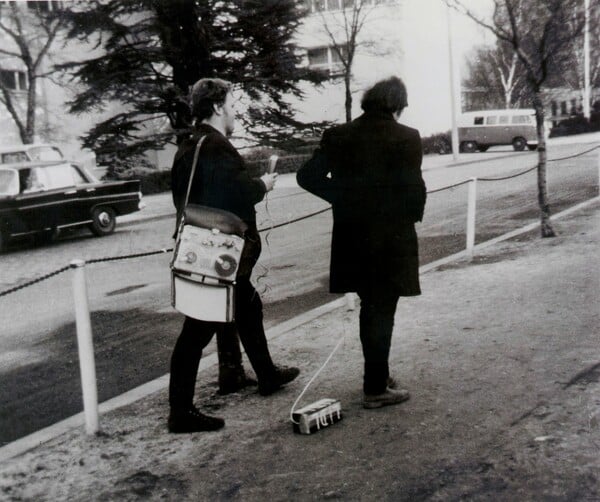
[
  {"xmin": 570, "ymin": 98, "xmax": 578, "ymax": 115},
  {"xmin": 551, "ymin": 100, "xmax": 557, "ymax": 117},
  {"xmin": 307, "ymin": 45, "xmax": 346, "ymax": 76},
  {"xmin": 560, "ymin": 101, "xmax": 567, "ymax": 115},
  {"xmin": 26, "ymin": 1, "xmax": 62, "ymax": 12},
  {"xmin": 0, "ymin": 70, "xmax": 28, "ymax": 91},
  {"xmin": 305, "ymin": 0, "xmax": 395, "ymax": 13}
]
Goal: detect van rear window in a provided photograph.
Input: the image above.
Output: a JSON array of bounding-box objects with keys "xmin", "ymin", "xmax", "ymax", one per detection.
[{"xmin": 474, "ymin": 117, "xmax": 484, "ymax": 125}]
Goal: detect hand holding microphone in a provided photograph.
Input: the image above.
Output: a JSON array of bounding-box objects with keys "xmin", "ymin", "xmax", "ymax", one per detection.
[{"xmin": 260, "ymin": 155, "xmax": 279, "ymax": 192}]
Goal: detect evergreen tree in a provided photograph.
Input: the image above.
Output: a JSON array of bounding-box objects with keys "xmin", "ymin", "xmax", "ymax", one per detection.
[{"xmin": 59, "ymin": 0, "xmax": 325, "ymax": 168}]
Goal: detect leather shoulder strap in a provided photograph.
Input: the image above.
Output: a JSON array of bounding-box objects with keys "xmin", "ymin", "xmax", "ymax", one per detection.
[{"xmin": 183, "ymin": 135, "xmax": 207, "ymax": 210}]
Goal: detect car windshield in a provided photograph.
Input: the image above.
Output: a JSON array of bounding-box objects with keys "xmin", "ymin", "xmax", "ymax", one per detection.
[
  {"xmin": 0, "ymin": 169, "xmax": 19, "ymax": 196},
  {"xmin": 28, "ymin": 146, "xmax": 63, "ymax": 161}
]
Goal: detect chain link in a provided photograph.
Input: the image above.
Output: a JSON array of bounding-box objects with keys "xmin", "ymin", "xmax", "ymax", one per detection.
[{"xmin": 0, "ymin": 265, "xmax": 71, "ymax": 298}]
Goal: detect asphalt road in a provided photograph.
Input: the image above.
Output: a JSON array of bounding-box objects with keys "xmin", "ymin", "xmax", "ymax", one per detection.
[{"xmin": 0, "ymin": 142, "xmax": 598, "ymax": 446}]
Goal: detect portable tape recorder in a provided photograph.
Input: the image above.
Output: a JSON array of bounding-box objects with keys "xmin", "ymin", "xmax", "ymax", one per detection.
[{"xmin": 172, "ymin": 225, "xmax": 245, "ymax": 281}]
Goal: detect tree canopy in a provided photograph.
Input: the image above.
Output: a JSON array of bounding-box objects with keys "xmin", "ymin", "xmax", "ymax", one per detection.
[
  {"xmin": 59, "ymin": 0, "xmax": 325, "ymax": 167},
  {"xmin": 0, "ymin": 2, "xmax": 66, "ymax": 144}
]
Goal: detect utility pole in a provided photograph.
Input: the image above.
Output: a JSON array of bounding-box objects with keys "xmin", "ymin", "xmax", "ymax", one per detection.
[
  {"xmin": 447, "ymin": 4, "xmax": 460, "ymax": 161},
  {"xmin": 583, "ymin": 0, "xmax": 591, "ymax": 119}
]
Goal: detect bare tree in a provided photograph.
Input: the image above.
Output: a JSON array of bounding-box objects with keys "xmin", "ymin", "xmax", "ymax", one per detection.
[
  {"xmin": 464, "ymin": 42, "xmax": 530, "ymax": 110},
  {"xmin": 558, "ymin": 3, "xmax": 600, "ymax": 105},
  {"xmin": 446, "ymin": 0, "xmax": 585, "ymax": 237},
  {"xmin": 315, "ymin": 0, "xmax": 378, "ymax": 123},
  {"xmin": 0, "ymin": 2, "xmax": 66, "ymax": 144}
]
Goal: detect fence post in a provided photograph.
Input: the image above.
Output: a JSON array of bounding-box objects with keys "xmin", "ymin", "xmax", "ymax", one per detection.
[
  {"xmin": 71, "ymin": 259, "xmax": 99, "ymax": 435},
  {"xmin": 466, "ymin": 177, "xmax": 477, "ymax": 259},
  {"xmin": 344, "ymin": 292, "xmax": 356, "ymax": 311}
]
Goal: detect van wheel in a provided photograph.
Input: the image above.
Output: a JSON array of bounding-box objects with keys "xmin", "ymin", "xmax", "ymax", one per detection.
[
  {"xmin": 527, "ymin": 144, "xmax": 537, "ymax": 151},
  {"xmin": 478, "ymin": 145, "xmax": 489, "ymax": 152},
  {"xmin": 512, "ymin": 137, "xmax": 527, "ymax": 151},
  {"xmin": 460, "ymin": 141, "xmax": 477, "ymax": 153},
  {"xmin": 89, "ymin": 207, "xmax": 116, "ymax": 236}
]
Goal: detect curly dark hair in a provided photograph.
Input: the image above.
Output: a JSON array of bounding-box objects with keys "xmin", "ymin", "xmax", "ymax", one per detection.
[{"xmin": 189, "ymin": 78, "xmax": 232, "ymax": 122}]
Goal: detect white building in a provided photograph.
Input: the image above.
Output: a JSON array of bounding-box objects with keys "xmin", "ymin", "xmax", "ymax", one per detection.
[{"xmin": 294, "ymin": 0, "xmax": 491, "ymax": 136}]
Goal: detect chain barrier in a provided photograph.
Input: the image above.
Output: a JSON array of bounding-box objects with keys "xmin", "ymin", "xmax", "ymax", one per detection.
[
  {"xmin": 0, "ymin": 264, "xmax": 71, "ymax": 298},
  {"xmin": 427, "ymin": 179, "xmax": 471, "ymax": 194},
  {"xmin": 86, "ymin": 248, "xmax": 172, "ymax": 265},
  {"xmin": 478, "ymin": 143, "xmax": 599, "ymax": 182},
  {"xmin": 1, "ymin": 144, "xmax": 597, "ymax": 299},
  {"xmin": 546, "ymin": 144, "xmax": 600, "ymax": 162}
]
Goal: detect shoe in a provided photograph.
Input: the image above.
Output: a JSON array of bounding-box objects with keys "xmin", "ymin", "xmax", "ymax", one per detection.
[
  {"xmin": 363, "ymin": 388, "xmax": 410, "ymax": 409},
  {"xmin": 168, "ymin": 406, "xmax": 225, "ymax": 433},
  {"xmin": 218, "ymin": 375, "xmax": 258, "ymax": 395},
  {"xmin": 258, "ymin": 366, "xmax": 300, "ymax": 396}
]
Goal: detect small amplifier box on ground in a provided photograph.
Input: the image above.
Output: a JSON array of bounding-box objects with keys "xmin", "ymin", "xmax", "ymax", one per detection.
[{"xmin": 292, "ymin": 398, "xmax": 342, "ymax": 434}]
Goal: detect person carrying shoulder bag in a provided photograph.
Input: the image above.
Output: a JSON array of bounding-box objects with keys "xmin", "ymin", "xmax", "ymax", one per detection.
[{"xmin": 169, "ymin": 78, "xmax": 299, "ymax": 433}]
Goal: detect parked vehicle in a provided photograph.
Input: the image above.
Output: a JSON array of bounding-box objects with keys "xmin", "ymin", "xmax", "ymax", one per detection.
[
  {"xmin": 0, "ymin": 160, "xmax": 142, "ymax": 251},
  {"xmin": 458, "ymin": 109, "xmax": 538, "ymax": 153}
]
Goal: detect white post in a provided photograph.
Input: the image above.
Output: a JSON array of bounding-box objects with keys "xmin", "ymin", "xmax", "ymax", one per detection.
[
  {"xmin": 344, "ymin": 292, "xmax": 356, "ymax": 311},
  {"xmin": 466, "ymin": 177, "xmax": 477, "ymax": 259},
  {"xmin": 71, "ymin": 259, "xmax": 99, "ymax": 435},
  {"xmin": 447, "ymin": 4, "xmax": 460, "ymax": 161},
  {"xmin": 583, "ymin": 0, "xmax": 591, "ymax": 119}
]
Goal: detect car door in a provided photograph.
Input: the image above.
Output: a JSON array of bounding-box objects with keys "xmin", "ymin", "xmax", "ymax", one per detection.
[
  {"xmin": 62, "ymin": 163, "xmax": 98, "ymax": 226},
  {"xmin": 13, "ymin": 166, "xmax": 64, "ymax": 233}
]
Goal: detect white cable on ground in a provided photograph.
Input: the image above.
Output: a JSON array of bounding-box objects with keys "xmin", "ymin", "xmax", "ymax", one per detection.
[{"xmin": 289, "ymin": 332, "xmax": 346, "ymax": 424}]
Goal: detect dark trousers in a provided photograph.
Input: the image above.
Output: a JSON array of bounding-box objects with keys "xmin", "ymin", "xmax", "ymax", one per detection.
[
  {"xmin": 169, "ymin": 276, "xmax": 275, "ymax": 410},
  {"xmin": 357, "ymin": 285, "xmax": 401, "ymax": 395}
]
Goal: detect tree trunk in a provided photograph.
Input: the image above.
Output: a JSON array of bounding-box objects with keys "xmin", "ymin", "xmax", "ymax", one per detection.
[
  {"xmin": 23, "ymin": 75, "xmax": 37, "ymax": 144},
  {"xmin": 344, "ymin": 73, "xmax": 352, "ymax": 123},
  {"xmin": 533, "ymin": 92, "xmax": 555, "ymax": 237}
]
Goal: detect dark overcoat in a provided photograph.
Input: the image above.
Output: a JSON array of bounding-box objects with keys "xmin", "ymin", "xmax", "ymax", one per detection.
[{"xmin": 296, "ymin": 110, "xmax": 426, "ymax": 295}]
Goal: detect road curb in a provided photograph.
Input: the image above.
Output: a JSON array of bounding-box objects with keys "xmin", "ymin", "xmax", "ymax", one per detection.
[{"xmin": 1, "ymin": 196, "xmax": 598, "ymax": 464}]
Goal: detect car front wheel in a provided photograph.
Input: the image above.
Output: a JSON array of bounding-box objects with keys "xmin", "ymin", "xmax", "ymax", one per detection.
[{"xmin": 89, "ymin": 207, "xmax": 116, "ymax": 236}]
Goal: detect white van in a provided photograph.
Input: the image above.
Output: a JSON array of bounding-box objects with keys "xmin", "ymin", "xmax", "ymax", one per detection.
[{"xmin": 458, "ymin": 109, "xmax": 538, "ymax": 153}]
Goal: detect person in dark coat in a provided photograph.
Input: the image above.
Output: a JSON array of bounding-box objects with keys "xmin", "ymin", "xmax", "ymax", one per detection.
[
  {"xmin": 169, "ymin": 78, "xmax": 299, "ymax": 433},
  {"xmin": 296, "ymin": 76, "xmax": 426, "ymax": 409}
]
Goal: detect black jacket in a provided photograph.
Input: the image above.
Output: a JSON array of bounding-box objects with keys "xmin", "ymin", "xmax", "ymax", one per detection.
[
  {"xmin": 171, "ymin": 124, "xmax": 267, "ymax": 276},
  {"xmin": 297, "ymin": 111, "xmax": 426, "ymax": 294}
]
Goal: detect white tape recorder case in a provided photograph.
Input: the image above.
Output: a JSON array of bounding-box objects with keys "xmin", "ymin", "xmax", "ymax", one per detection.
[{"xmin": 171, "ymin": 224, "xmax": 245, "ymax": 323}]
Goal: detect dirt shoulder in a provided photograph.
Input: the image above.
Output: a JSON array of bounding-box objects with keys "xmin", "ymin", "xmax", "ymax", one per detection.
[{"xmin": 0, "ymin": 202, "xmax": 598, "ymax": 501}]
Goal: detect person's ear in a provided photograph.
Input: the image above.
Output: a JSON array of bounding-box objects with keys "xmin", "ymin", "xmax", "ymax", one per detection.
[{"xmin": 212, "ymin": 103, "xmax": 224, "ymax": 116}]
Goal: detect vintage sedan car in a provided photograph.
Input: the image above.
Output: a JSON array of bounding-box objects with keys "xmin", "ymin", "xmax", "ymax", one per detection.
[{"xmin": 0, "ymin": 160, "xmax": 142, "ymax": 250}]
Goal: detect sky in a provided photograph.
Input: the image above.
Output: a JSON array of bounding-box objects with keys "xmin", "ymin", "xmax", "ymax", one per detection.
[{"xmin": 399, "ymin": 0, "xmax": 495, "ymax": 134}]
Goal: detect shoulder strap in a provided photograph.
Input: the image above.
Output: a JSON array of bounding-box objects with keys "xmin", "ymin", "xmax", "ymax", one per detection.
[{"xmin": 183, "ymin": 135, "xmax": 207, "ymax": 210}]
